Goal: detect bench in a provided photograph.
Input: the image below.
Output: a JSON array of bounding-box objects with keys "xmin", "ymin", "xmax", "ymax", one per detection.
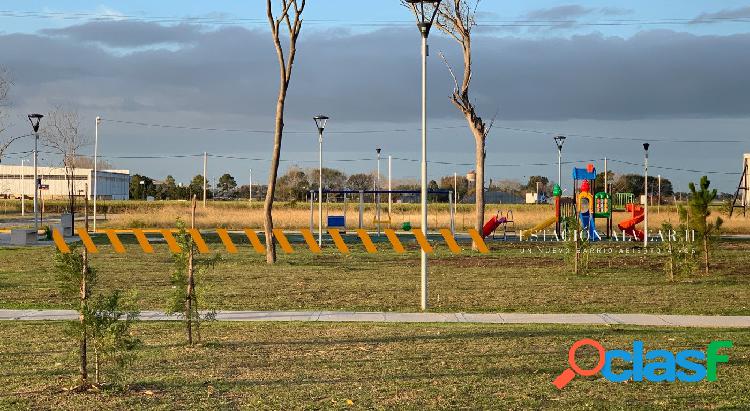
[{"xmin": 10, "ymin": 229, "xmax": 37, "ymax": 245}]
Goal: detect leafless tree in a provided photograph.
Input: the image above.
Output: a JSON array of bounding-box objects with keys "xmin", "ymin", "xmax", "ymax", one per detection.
[
  {"xmin": 0, "ymin": 67, "xmax": 21, "ymax": 164},
  {"xmin": 264, "ymin": 0, "xmax": 306, "ymax": 263},
  {"xmin": 405, "ymin": 0, "xmax": 494, "ymax": 246},
  {"xmin": 42, "ymin": 107, "xmax": 91, "ymax": 232}
]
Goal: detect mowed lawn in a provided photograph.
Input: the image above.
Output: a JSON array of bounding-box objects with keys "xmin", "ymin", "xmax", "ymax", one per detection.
[
  {"xmin": 0, "ymin": 322, "xmax": 747, "ymax": 409},
  {"xmin": 0, "ymin": 238, "xmax": 749, "ymax": 315}
]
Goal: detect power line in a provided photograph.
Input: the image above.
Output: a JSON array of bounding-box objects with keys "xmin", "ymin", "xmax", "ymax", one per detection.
[
  {"xmin": 2, "ymin": 9, "xmax": 750, "ymax": 28},
  {"xmin": 101, "ymin": 117, "xmax": 748, "ymax": 144}
]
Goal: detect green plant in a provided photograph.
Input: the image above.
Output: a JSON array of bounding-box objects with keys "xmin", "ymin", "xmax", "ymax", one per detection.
[
  {"xmin": 55, "ymin": 246, "xmax": 140, "ymax": 390},
  {"xmin": 166, "ymin": 218, "xmax": 219, "ymax": 345},
  {"xmin": 686, "ymin": 176, "xmax": 723, "ymax": 275},
  {"xmin": 661, "ymin": 220, "xmax": 697, "ymax": 281}
]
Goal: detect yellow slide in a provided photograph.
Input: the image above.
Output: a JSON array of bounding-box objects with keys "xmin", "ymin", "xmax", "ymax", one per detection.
[{"xmin": 519, "ymin": 216, "xmax": 557, "ymax": 239}]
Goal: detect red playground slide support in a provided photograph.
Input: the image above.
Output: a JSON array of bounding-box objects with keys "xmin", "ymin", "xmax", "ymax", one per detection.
[
  {"xmin": 482, "ymin": 215, "xmax": 508, "ymax": 238},
  {"xmin": 617, "ymin": 203, "xmax": 645, "ymax": 240}
]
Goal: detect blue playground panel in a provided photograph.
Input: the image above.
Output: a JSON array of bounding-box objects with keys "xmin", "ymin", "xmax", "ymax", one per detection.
[{"xmin": 327, "ymin": 215, "xmax": 346, "ymax": 228}]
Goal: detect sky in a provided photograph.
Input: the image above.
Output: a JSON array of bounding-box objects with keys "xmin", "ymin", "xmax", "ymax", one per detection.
[{"xmin": 1, "ymin": 1, "xmax": 749, "ymax": 193}]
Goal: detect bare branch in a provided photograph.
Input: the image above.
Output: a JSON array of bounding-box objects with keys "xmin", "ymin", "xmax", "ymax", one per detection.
[{"xmin": 438, "ymin": 51, "xmax": 460, "ymax": 93}]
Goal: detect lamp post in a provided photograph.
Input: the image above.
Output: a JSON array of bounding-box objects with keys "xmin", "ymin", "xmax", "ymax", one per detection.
[
  {"xmin": 139, "ymin": 180, "xmax": 146, "ymax": 201},
  {"xmin": 376, "ymin": 147, "xmax": 381, "ymax": 236},
  {"xmin": 314, "ymin": 115, "xmax": 329, "ymax": 246},
  {"xmin": 28, "ymin": 114, "xmax": 43, "ymax": 235},
  {"xmin": 249, "ymin": 169, "xmax": 253, "ymax": 203},
  {"xmin": 406, "ymin": 0, "xmax": 441, "ymax": 311},
  {"xmin": 20, "ymin": 159, "xmax": 25, "ymax": 216},
  {"xmin": 554, "ymin": 135, "xmax": 566, "ymax": 186},
  {"xmin": 643, "ymin": 143, "xmax": 650, "ymax": 248},
  {"xmin": 93, "ymin": 116, "xmax": 101, "ymax": 232}
]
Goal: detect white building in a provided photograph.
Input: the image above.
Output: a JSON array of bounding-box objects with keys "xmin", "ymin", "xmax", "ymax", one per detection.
[{"xmin": 0, "ymin": 165, "xmax": 130, "ymax": 200}]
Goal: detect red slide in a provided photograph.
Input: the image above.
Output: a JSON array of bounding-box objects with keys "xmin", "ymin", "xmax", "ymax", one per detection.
[
  {"xmin": 618, "ymin": 204, "xmax": 645, "ymax": 240},
  {"xmin": 482, "ymin": 215, "xmax": 508, "ymax": 238}
]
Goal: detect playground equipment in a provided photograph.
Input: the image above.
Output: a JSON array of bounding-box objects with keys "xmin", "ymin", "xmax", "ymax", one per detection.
[
  {"xmin": 482, "ymin": 210, "xmax": 515, "ymax": 240},
  {"xmin": 309, "ymin": 189, "xmax": 454, "ymax": 234},
  {"xmin": 572, "ymin": 164, "xmax": 612, "ymax": 240},
  {"xmin": 520, "ymin": 184, "xmax": 565, "ymax": 239},
  {"xmin": 618, "ymin": 203, "xmax": 645, "ymax": 240},
  {"xmin": 614, "ymin": 193, "xmax": 635, "ymax": 211}
]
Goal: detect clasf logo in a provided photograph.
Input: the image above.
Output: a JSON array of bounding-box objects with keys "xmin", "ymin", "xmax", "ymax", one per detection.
[{"xmin": 553, "ymin": 338, "xmax": 732, "ymax": 389}]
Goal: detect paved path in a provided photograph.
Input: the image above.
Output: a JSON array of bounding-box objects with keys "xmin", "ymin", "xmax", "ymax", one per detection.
[{"xmin": 1, "ymin": 310, "xmax": 748, "ymax": 328}]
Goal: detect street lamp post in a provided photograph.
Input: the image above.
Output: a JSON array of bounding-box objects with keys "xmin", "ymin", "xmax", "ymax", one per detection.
[
  {"xmin": 376, "ymin": 148, "xmax": 381, "ymax": 236},
  {"xmin": 140, "ymin": 180, "xmax": 146, "ymax": 201},
  {"xmin": 28, "ymin": 114, "xmax": 43, "ymax": 235},
  {"xmin": 94, "ymin": 116, "xmax": 101, "ymax": 232},
  {"xmin": 314, "ymin": 115, "xmax": 329, "ymax": 246},
  {"xmin": 554, "ymin": 135, "xmax": 566, "ymax": 186},
  {"xmin": 20, "ymin": 159, "xmax": 25, "ymax": 216},
  {"xmin": 643, "ymin": 143, "xmax": 650, "ymax": 248},
  {"xmin": 406, "ymin": 0, "xmax": 441, "ymax": 311}
]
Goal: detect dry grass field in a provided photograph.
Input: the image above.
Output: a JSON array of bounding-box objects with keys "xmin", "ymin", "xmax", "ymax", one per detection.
[{"xmin": 99, "ymin": 201, "xmax": 750, "ymax": 234}]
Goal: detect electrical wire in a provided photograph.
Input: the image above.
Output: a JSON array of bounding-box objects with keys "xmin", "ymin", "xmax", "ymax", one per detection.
[
  {"xmin": 99, "ymin": 118, "xmax": 749, "ymax": 144},
  {"xmin": 2, "ymin": 9, "xmax": 750, "ymax": 28}
]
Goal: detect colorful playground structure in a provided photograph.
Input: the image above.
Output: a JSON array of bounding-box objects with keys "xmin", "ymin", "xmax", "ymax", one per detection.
[{"xmin": 514, "ymin": 162, "xmax": 652, "ymax": 241}]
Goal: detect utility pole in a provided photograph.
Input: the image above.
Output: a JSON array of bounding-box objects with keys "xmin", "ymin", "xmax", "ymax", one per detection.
[
  {"xmin": 658, "ymin": 174, "xmax": 661, "ymax": 214},
  {"xmin": 202, "ymin": 152, "xmax": 207, "ymax": 208},
  {"xmin": 643, "ymin": 143, "xmax": 650, "ymax": 248},
  {"xmin": 388, "ymin": 155, "xmax": 392, "ymax": 217},
  {"xmin": 20, "ymin": 159, "xmax": 25, "ymax": 216},
  {"xmin": 93, "ymin": 116, "xmax": 100, "ymax": 232},
  {"xmin": 376, "ymin": 148, "xmax": 381, "ymax": 236}
]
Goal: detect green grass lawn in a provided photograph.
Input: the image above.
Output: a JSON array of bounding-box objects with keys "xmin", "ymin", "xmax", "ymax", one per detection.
[
  {"xmin": 0, "ymin": 322, "xmax": 747, "ymax": 409},
  {"xmin": 1, "ymin": 239, "xmax": 748, "ymax": 315}
]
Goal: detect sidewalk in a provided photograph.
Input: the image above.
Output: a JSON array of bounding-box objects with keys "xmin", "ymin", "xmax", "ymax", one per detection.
[{"xmin": 1, "ymin": 309, "xmax": 748, "ymax": 328}]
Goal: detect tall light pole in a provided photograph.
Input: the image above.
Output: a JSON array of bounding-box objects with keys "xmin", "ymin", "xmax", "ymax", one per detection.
[
  {"xmin": 28, "ymin": 114, "xmax": 43, "ymax": 234},
  {"xmin": 202, "ymin": 152, "xmax": 207, "ymax": 208},
  {"xmin": 406, "ymin": 0, "xmax": 441, "ymax": 311},
  {"xmin": 20, "ymin": 159, "xmax": 25, "ymax": 216},
  {"xmin": 554, "ymin": 135, "xmax": 566, "ymax": 186},
  {"xmin": 376, "ymin": 148, "xmax": 382, "ymax": 236},
  {"xmin": 93, "ymin": 116, "xmax": 101, "ymax": 232},
  {"xmin": 314, "ymin": 115, "xmax": 329, "ymax": 246},
  {"xmin": 643, "ymin": 143, "xmax": 650, "ymax": 248},
  {"xmin": 249, "ymin": 169, "xmax": 253, "ymax": 203}
]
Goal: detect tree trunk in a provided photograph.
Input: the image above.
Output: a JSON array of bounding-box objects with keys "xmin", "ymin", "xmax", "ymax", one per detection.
[
  {"xmin": 264, "ymin": 87, "xmax": 287, "ymax": 264},
  {"xmin": 703, "ymin": 236, "xmax": 709, "ymax": 275},
  {"xmin": 473, "ymin": 134, "xmax": 485, "ymax": 248},
  {"xmin": 80, "ymin": 194, "xmax": 89, "ymax": 385},
  {"xmin": 187, "ymin": 196, "xmax": 197, "ymax": 344}
]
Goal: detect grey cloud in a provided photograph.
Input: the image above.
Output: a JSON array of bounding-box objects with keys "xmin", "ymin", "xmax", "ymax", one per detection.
[
  {"xmin": 599, "ymin": 7, "xmax": 634, "ymax": 16},
  {"xmin": 691, "ymin": 6, "xmax": 750, "ymax": 24},
  {"xmin": 40, "ymin": 20, "xmax": 205, "ymax": 48},
  {"xmin": 0, "ymin": 22, "xmax": 748, "ymax": 125},
  {"xmin": 525, "ymin": 5, "xmax": 593, "ymax": 21}
]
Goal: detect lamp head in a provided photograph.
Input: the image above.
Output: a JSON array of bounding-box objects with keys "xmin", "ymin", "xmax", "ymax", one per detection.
[
  {"xmin": 376, "ymin": 148, "xmax": 381, "ymax": 155},
  {"xmin": 405, "ymin": 0, "xmax": 442, "ymax": 37},
  {"xmin": 643, "ymin": 143, "xmax": 650, "ymax": 152},
  {"xmin": 313, "ymin": 115, "xmax": 329, "ymax": 133},
  {"xmin": 554, "ymin": 135, "xmax": 566, "ymax": 150},
  {"xmin": 28, "ymin": 114, "xmax": 44, "ymax": 133}
]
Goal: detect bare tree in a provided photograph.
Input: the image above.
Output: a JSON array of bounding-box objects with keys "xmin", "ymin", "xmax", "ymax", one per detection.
[
  {"xmin": 264, "ymin": 0, "xmax": 306, "ymax": 263},
  {"xmin": 405, "ymin": 0, "xmax": 493, "ymax": 246},
  {"xmin": 42, "ymin": 107, "xmax": 90, "ymax": 232},
  {"xmin": 0, "ymin": 67, "xmax": 20, "ymax": 164}
]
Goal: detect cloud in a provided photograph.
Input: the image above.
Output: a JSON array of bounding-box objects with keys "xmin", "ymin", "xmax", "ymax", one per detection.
[
  {"xmin": 40, "ymin": 21, "xmax": 206, "ymax": 48},
  {"xmin": 0, "ymin": 22, "xmax": 748, "ymax": 125},
  {"xmin": 691, "ymin": 6, "xmax": 750, "ymax": 24},
  {"xmin": 525, "ymin": 5, "xmax": 593, "ymax": 21}
]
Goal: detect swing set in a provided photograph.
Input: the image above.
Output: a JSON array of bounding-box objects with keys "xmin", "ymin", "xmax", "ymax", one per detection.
[{"xmin": 308, "ymin": 189, "xmax": 455, "ymax": 235}]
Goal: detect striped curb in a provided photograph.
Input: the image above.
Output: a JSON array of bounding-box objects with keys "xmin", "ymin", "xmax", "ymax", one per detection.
[{"xmin": 51, "ymin": 227, "xmax": 490, "ymax": 255}]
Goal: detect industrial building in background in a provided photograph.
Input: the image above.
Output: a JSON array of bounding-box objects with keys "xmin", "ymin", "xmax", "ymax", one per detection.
[{"xmin": 0, "ymin": 165, "xmax": 130, "ymax": 200}]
